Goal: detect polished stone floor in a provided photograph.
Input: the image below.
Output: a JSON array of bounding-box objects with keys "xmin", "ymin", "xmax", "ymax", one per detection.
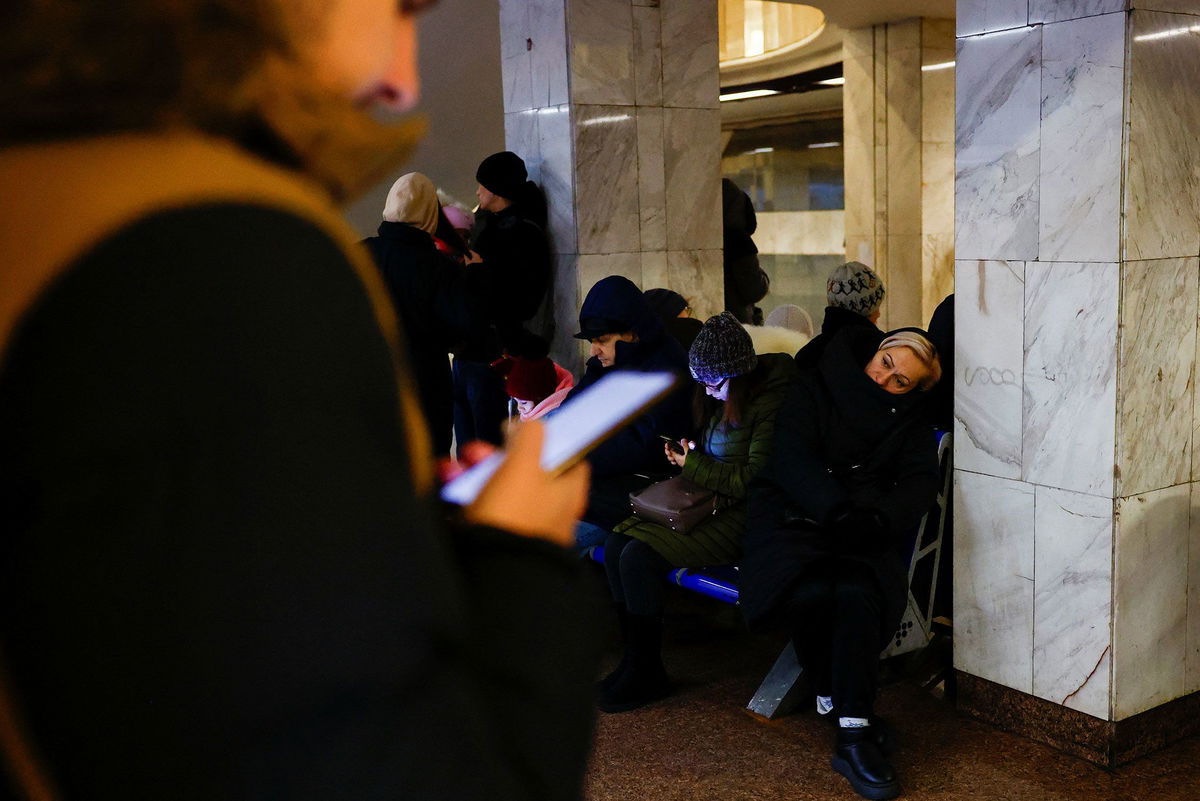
[{"xmin": 583, "ymin": 600, "xmax": 1200, "ymax": 801}]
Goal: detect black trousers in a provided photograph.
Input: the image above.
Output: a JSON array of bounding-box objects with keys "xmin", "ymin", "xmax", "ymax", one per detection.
[
  {"xmin": 603, "ymin": 532, "xmax": 671, "ymax": 616},
  {"xmin": 781, "ymin": 560, "xmax": 887, "ymax": 720},
  {"xmin": 452, "ymin": 358, "xmax": 509, "ymax": 449}
]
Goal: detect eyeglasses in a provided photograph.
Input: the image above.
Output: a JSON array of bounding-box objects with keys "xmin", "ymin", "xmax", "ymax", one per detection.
[{"xmin": 702, "ymin": 376, "xmax": 730, "ymax": 391}]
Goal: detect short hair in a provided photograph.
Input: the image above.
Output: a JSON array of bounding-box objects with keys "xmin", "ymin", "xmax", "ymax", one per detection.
[{"xmin": 878, "ymin": 331, "xmax": 942, "ymax": 390}]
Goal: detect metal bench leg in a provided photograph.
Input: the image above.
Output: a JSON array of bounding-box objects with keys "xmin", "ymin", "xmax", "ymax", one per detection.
[{"xmin": 746, "ymin": 640, "xmax": 807, "ymax": 720}]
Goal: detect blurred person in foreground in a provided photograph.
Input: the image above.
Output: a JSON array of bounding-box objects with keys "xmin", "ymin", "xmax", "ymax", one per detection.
[{"xmin": 0, "ymin": 2, "xmax": 601, "ymax": 800}]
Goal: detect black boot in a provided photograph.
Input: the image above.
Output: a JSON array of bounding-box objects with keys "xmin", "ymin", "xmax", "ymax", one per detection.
[
  {"xmin": 597, "ymin": 603, "xmax": 631, "ymax": 692},
  {"xmin": 831, "ymin": 726, "xmax": 901, "ymax": 800},
  {"xmin": 597, "ymin": 613, "xmax": 669, "ymax": 713}
]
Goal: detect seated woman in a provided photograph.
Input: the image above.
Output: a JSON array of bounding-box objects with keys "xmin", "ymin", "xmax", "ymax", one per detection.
[
  {"xmin": 741, "ymin": 326, "xmax": 942, "ymax": 801},
  {"xmin": 599, "ymin": 312, "xmax": 796, "ymax": 713},
  {"xmin": 491, "ymin": 333, "xmax": 574, "ymax": 422}
]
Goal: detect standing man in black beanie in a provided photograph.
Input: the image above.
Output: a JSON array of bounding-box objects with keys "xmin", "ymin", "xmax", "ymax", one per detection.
[{"xmin": 454, "ymin": 151, "xmax": 552, "ymax": 449}]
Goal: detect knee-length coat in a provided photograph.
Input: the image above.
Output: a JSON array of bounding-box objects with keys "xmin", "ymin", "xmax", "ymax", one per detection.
[{"xmin": 614, "ymin": 353, "xmax": 796, "ymax": 567}]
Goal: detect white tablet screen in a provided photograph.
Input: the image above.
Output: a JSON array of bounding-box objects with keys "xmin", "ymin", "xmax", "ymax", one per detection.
[{"xmin": 440, "ymin": 370, "xmax": 678, "ymax": 506}]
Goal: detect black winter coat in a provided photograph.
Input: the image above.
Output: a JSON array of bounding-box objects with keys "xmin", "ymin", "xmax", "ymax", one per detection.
[
  {"xmin": 362, "ymin": 221, "xmax": 472, "ymax": 455},
  {"xmin": 740, "ymin": 327, "xmax": 941, "ymax": 638},
  {"xmin": 567, "ymin": 276, "xmax": 692, "ymax": 478},
  {"xmin": 460, "ymin": 206, "xmax": 552, "ymax": 361},
  {"xmin": 794, "ymin": 305, "xmax": 881, "ymax": 369},
  {"xmin": 722, "ymin": 179, "xmax": 770, "ymax": 324}
]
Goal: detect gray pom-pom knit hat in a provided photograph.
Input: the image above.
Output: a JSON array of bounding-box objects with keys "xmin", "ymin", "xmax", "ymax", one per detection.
[
  {"xmin": 688, "ymin": 312, "xmax": 757, "ymax": 385},
  {"xmin": 826, "ymin": 261, "xmax": 885, "ymax": 316}
]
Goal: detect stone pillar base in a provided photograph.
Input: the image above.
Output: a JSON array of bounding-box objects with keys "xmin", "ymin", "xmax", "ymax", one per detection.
[{"xmin": 956, "ymin": 672, "xmax": 1200, "ymax": 768}]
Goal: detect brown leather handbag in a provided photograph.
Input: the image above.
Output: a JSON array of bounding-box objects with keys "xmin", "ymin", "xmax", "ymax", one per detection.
[{"xmin": 629, "ymin": 475, "xmax": 717, "ymax": 533}]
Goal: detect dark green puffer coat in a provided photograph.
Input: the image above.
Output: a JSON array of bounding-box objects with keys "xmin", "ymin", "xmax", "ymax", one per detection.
[{"xmin": 613, "ymin": 352, "xmax": 796, "ymax": 566}]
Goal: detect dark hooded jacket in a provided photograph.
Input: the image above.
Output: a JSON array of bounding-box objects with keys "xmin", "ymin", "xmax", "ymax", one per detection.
[
  {"xmin": 794, "ymin": 305, "xmax": 881, "ymax": 369},
  {"xmin": 721, "ymin": 179, "xmax": 770, "ymax": 324},
  {"xmin": 568, "ymin": 276, "xmax": 692, "ymax": 478},
  {"xmin": 740, "ymin": 326, "xmax": 941, "ymax": 638},
  {"xmin": 459, "ymin": 205, "xmax": 552, "ymax": 361},
  {"xmin": 362, "ymin": 221, "xmax": 472, "ymax": 456}
]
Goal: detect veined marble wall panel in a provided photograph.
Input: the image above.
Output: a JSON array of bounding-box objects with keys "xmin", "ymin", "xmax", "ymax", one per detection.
[
  {"xmin": 1039, "ymin": 13, "xmax": 1125, "ymax": 263},
  {"xmin": 1189, "ymin": 483, "xmax": 1200, "ymax": 695},
  {"xmin": 955, "ymin": 260, "xmax": 1024, "ymax": 479},
  {"xmin": 844, "ymin": 28, "xmax": 876, "ymax": 255},
  {"xmin": 500, "ymin": 0, "xmax": 533, "ymax": 112},
  {"xmin": 573, "ymin": 105, "xmax": 640, "ymax": 254},
  {"xmin": 754, "ymin": 211, "xmax": 845, "ymax": 256},
  {"xmin": 887, "ymin": 20, "xmax": 923, "ymax": 238},
  {"xmin": 1031, "ymin": 0, "xmax": 1128, "ymax": 23},
  {"xmin": 663, "ymin": 108, "xmax": 722, "ymax": 252},
  {"xmin": 667, "ymin": 250, "xmax": 723, "ymax": 321},
  {"xmin": 953, "ymin": 471, "xmax": 1035, "ymax": 692},
  {"xmin": 577, "ymin": 254, "xmax": 642, "ymax": 302},
  {"xmin": 641, "ymin": 251, "xmax": 669, "ymax": 290},
  {"xmin": 955, "ymin": 27, "xmax": 1042, "ymax": 261},
  {"xmin": 923, "ymin": 142, "xmax": 955, "ymax": 238},
  {"xmin": 635, "ymin": 108, "xmax": 667, "ymax": 252},
  {"xmin": 1125, "ymin": 11, "xmax": 1200, "ymax": 261},
  {"xmin": 1023, "ymin": 262, "xmax": 1119, "ymax": 496},
  {"xmin": 660, "ymin": 0, "xmax": 719, "ymax": 109},
  {"xmin": 1117, "ymin": 258, "xmax": 1196, "ymax": 496},
  {"xmin": 922, "ymin": 233, "xmax": 955, "ymax": 323},
  {"xmin": 550, "ymin": 253, "xmax": 583, "ymax": 371},
  {"xmin": 633, "ymin": 5, "xmax": 663, "ymax": 106},
  {"xmin": 921, "ymin": 20, "xmax": 957, "ymax": 146},
  {"xmin": 537, "ymin": 106, "xmax": 578, "ymax": 255},
  {"xmin": 567, "ymin": 0, "xmax": 635, "ymax": 106},
  {"xmin": 531, "ymin": 0, "xmax": 570, "ymax": 107},
  {"xmin": 887, "ymin": 235, "xmax": 925, "ymax": 328},
  {"xmin": 505, "ymin": 110, "xmax": 540, "ymax": 173},
  {"xmin": 1113, "ymin": 485, "xmax": 1190, "ymax": 719},
  {"xmin": 958, "ymin": 0, "xmax": 1029, "ymax": 36},
  {"xmin": 1130, "ymin": 0, "xmax": 1200, "ymax": 12},
  {"xmin": 1033, "ymin": 486, "xmax": 1114, "ymax": 719}
]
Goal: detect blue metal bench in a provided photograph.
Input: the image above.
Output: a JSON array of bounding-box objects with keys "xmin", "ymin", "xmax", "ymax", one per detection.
[{"xmin": 587, "ymin": 430, "xmax": 952, "ymax": 719}]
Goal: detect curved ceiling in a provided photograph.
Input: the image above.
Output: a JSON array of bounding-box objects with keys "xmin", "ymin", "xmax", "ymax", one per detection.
[{"xmin": 773, "ymin": 0, "xmax": 955, "ymax": 29}]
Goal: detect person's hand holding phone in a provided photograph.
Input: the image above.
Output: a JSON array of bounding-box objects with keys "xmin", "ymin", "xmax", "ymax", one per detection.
[
  {"xmin": 661, "ymin": 435, "xmax": 693, "ymax": 468},
  {"xmin": 464, "ymin": 421, "xmax": 590, "ymax": 547}
]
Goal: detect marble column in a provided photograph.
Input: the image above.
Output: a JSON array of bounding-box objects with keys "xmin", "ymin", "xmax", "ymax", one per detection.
[
  {"xmin": 499, "ymin": 0, "xmax": 722, "ymax": 370},
  {"xmin": 954, "ymin": 0, "xmax": 1200, "ymax": 766},
  {"xmin": 843, "ymin": 17, "xmax": 955, "ymax": 330}
]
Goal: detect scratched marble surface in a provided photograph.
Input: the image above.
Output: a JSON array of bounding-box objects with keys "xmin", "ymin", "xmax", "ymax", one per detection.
[
  {"xmin": 1124, "ymin": 10, "xmax": 1200, "ymax": 261},
  {"xmin": 1022, "ymin": 261, "xmax": 1118, "ymax": 497},
  {"xmin": 957, "ymin": 0, "xmax": 1028, "ymax": 37},
  {"xmin": 955, "ymin": 26, "xmax": 1042, "ymax": 261},
  {"xmin": 1117, "ymin": 258, "xmax": 1196, "ymax": 497},
  {"xmin": 1038, "ymin": 12, "xmax": 1125, "ymax": 263},
  {"xmin": 1032, "ymin": 486, "xmax": 1113, "ymax": 719},
  {"xmin": 1189, "ymin": 483, "xmax": 1200, "ymax": 696},
  {"xmin": 1113, "ymin": 484, "xmax": 1190, "ymax": 719},
  {"xmin": 954, "ymin": 471, "xmax": 1036, "ymax": 693},
  {"xmin": 955, "ymin": 260, "xmax": 1025, "ymax": 480},
  {"xmin": 567, "ymin": 0, "xmax": 635, "ymax": 106},
  {"xmin": 1030, "ymin": 0, "xmax": 1126, "ymax": 24}
]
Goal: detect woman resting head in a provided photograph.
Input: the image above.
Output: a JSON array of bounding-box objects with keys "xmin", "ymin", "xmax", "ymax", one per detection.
[{"xmin": 864, "ymin": 329, "xmax": 942, "ymax": 395}]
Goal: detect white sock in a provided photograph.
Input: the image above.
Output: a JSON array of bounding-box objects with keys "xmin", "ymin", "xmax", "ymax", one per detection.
[
  {"xmin": 816, "ymin": 695, "xmax": 834, "ymax": 716},
  {"xmin": 839, "ymin": 716, "xmax": 870, "ymax": 729}
]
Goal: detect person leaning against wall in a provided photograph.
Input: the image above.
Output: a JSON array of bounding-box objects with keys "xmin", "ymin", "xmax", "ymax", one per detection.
[{"xmin": 0, "ymin": 2, "xmax": 603, "ymax": 800}]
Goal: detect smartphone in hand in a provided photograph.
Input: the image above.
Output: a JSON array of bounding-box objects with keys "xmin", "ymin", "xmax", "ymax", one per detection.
[{"xmin": 659, "ymin": 435, "xmax": 686, "ymax": 455}]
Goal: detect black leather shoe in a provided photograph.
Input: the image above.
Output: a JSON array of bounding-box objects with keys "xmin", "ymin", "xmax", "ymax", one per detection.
[{"xmin": 831, "ymin": 736, "xmax": 901, "ymax": 800}]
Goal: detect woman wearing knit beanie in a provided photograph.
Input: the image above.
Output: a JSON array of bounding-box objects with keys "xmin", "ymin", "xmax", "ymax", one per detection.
[{"xmin": 598, "ymin": 312, "xmax": 797, "ymax": 713}]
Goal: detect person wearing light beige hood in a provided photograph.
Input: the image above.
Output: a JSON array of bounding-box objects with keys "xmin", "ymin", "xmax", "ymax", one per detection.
[{"xmin": 362, "ymin": 171, "xmax": 475, "ymax": 456}]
